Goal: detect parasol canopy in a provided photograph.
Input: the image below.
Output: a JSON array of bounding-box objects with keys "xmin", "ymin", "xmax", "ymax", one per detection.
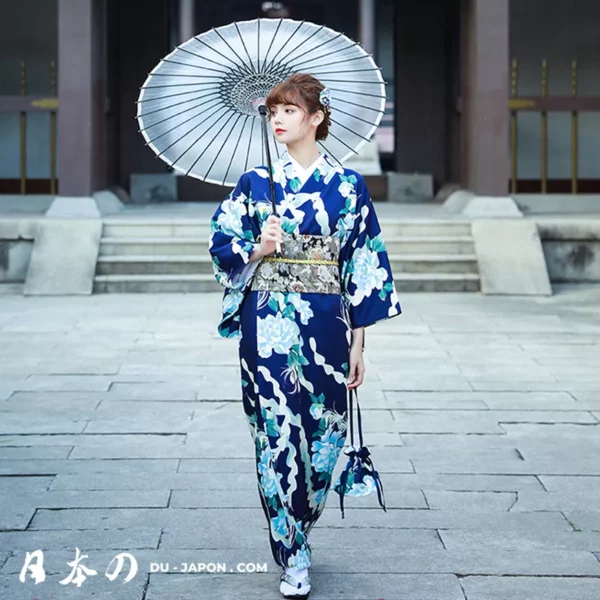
[{"xmin": 136, "ymin": 17, "xmax": 387, "ymax": 187}]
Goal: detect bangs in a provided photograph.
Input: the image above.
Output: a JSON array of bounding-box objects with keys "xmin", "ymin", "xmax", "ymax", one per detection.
[{"xmin": 265, "ymin": 84, "xmax": 307, "ymax": 111}]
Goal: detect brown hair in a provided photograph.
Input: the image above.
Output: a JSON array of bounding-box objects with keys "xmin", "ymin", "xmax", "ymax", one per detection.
[{"xmin": 265, "ymin": 73, "xmax": 331, "ymax": 141}]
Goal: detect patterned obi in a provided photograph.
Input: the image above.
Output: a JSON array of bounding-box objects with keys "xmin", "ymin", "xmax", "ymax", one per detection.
[{"xmin": 250, "ymin": 232, "xmax": 341, "ymax": 294}]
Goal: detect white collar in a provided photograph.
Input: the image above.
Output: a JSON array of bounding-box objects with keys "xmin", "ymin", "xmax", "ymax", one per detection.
[
  {"xmin": 275, "ymin": 149, "xmax": 344, "ymax": 189},
  {"xmin": 287, "ymin": 152, "xmax": 324, "ymax": 180}
]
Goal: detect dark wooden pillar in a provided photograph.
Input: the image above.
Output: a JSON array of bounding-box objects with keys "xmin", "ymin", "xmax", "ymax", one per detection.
[
  {"xmin": 461, "ymin": 0, "xmax": 510, "ymax": 195},
  {"xmin": 58, "ymin": 0, "xmax": 106, "ymax": 196}
]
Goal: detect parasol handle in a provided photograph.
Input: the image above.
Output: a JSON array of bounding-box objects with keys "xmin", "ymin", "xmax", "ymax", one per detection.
[{"xmin": 258, "ymin": 105, "xmax": 281, "ymax": 254}]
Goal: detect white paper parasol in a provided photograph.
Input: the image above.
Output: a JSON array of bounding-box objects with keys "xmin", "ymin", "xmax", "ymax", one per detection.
[{"xmin": 136, "ymin": 17, "xmax": 387, "ymax": 187}]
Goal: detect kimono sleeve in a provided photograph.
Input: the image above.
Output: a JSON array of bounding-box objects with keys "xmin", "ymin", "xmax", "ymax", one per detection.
[
  {"xmin": 340, "ymin": 174, "xmax": 402, "ymax": 329},
  {"xmin": 208, "ymin": 172, "xmax": 262, "ymax": 291}
]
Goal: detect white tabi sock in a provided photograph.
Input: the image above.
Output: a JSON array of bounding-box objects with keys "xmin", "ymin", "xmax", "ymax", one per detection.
[{"xmin": 285, "ymin": 566, "xmax": 308, "ymax": 580}]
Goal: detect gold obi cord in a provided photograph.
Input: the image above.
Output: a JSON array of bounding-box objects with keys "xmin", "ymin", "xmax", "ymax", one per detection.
[{"xmin": 250, "ymin": 232, "xmax": 341, "ymax": 294}]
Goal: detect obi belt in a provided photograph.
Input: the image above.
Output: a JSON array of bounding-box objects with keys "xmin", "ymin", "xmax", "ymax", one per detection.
[{"xmin": 250, "ymin": 232, "xmax": 341, "ymax": 294}]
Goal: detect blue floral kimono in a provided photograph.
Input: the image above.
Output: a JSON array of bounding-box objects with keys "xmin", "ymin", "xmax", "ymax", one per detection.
[{"xmin": 208, "ymin": 149, "xmax": 401, "ymax": 570}]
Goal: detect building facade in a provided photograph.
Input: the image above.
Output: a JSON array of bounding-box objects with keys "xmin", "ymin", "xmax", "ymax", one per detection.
[{"xmin": 1, "ymin": 0, "xmax": 599, "ymax": 201}]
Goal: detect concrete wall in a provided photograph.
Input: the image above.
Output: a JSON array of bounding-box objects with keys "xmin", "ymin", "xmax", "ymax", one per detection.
[
  {"xmin": 0, "ymin": 219, "xmax": 38, "ymax": 283},
  {"xmin": 0, "ymin": 241, "xmax": 33, "ymax": 282},
  {"xmin": 543, "ymin": 241, "xmax": 600, "ymax": 282},
  {"xmin": 0, "ymin": 0, "xmax": 58, "ymax": 180},
  {"xmin": 538, "ymin": 221, "xmax": 600, "ymax": 282},
  {"xmin": 510, "ymin": 0, "xmax": 600, "ymax": 180}
]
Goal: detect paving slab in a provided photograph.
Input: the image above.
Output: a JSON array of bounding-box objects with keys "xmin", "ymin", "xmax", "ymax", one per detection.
[
  {"xmin": 0, "ymin": 475, "xmax": 53, "ymax": 493},
  {"xmin": 460, "ymin": 575, "xmax": 600, "ymax": 600},
  {"xmin": 563, "ymin": 512, "xmax": 600, "ymax": 532},
  {"xmin": 0, "ymin": 507, "xmax": 35, "ymax": 531},
  {"xmin": 0, "ymin": 527, "xmax": 161, "ymax": 551},
  {"xmin": 0, "ymin": 414, "xmax": 88, "ymax": 434},
  {"xmin": 104, "ymin": 383, "xmax": 199, "ymax": 400},
  {"xmin": 489, "ymin": 409, "xmax": 596, "ymax": 424},
  {"xmin": 177, "ymin": 458, "xmax": 257, "ymax": 473},
  {"xmin": 0, "ymin": 573, "xmax": 148, "ymax": 600},
  {"xmin": 49, "ymin": 471, "xmax": 258, "ymax": 491},
  {"xmin": 379, "ymin": 377, "xmax": 474, "ymax": 391},
  {"xmin": 0, "ymin": 458, "xmax": 179, "ymax": 476},
  {"xmin": 540, "ymin": 476, "xmax": 600, "ymax": 492},
  {"xmin": 479, "ymin": 391, "xmax": 580, "ymax": 410},
  {"xmin": 29, "ymin": 507, "xmax": 267, "ymax": 531},
  {"xmin": 0, "ymin": 380, "xmax": 21, "ymax": 401},
  {"xmin": 363, "ymin": 473, "xmax": 543, "ymax": 492},
  {"xmin": 12, "ymin": 375, "xmax": 113, "ymax": 392},
  {"xmin": 0, "ymin": 446, "xmax": 73, "ymax": 460},
  {"xmin": 512, "ymin": 491, "xmax": 600, "ymax": 512},
  {"xmin": 1, "ymin": 489, "xmax": 170, "ymax": 509},
  {"xmin": 383, "ymin": 391, "xmax": 488, "ymax": 409},
  {"xmin": 424, "ymin": 491, "xmax": 517, "ymax": 512},
  {"xmin": 390, "ymin": 410, "xmax": 505, "ymax": 434},
  {"xmin": 3, "ymin": 392, "xmax": 103, "ymax": 412},
  {"xmin": 83, "ymin": 414, "xmax": 194, "ymax": 434},
  {"xmin": 440, "ymin": 529, "xmax": 600, "ymax": 553}
]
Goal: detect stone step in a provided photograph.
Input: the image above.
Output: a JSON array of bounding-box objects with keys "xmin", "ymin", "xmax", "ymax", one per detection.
[
  {"xmin": 395, "ymin": 273, "xmax": 480, "ymax": 292},
  {"xmin": 381, "ymin": 221, "xmax": 473, "ymax": 238},
  {"xmin": 385, "ymin": 236, "xmax": 475, "ymax": 255},
  {"xmin": 99, "ymin": 237, "xmax": 206, "ymax": 256},
  {"xmin": 98, "ymin": 235, "xmax": 475, "ymax": 257},
  {"xmin": 390, "ymin": 254, "xmax": 479, "ymax": 274},
  {"xmin": 101, "ymin": 219, "xmax": 472, "ymax": 239},
  {"xmin": 96, "ymin": 255, "xmax": 209, "ymax": 276},
  {"xmin": 93, "ymin": 273, "xmax": 480, "ymax": 293},
  {"xmin": 96, "ymin": 254, "xmax": 479, "ymax": 276},
  {"xmin": 102, "ymin": 221, "xmax": 209, "ymax": 239},
  {"xmin": 93, "ymin": 274, "xmax": 219, "ymax": 293}
]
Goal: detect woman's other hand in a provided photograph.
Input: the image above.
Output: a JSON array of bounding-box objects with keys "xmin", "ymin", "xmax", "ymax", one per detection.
[{"xmin": 347, "ymin": 345, "xmax": 365, "ymax": 389}]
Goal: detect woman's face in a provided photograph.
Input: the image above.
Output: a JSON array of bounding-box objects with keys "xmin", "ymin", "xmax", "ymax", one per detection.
[{"xmin": 268, "ymin": 103, "xmax": 323, "ymax": 145}]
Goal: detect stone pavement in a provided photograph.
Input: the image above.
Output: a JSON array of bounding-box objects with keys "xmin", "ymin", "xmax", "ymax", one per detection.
[{"xmin": 1, "ymin": 284, "xmax": 600, "ymax": 599}]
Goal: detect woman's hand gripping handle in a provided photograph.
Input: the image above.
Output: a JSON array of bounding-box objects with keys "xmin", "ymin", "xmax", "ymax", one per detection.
[{"xmin": 258, "ymin": 215, "xmax": 283, "ymax": 258}]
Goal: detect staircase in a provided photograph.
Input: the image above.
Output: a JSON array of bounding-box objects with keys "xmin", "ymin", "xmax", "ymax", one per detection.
[
  {"xmin": 94, "ymin": 219, "xmax": 215, "ymax": 293},
  {"xmin": 94, "ymin": 218, "xmax": 480, "ymax": 293},
  {"xmin": 381, "ymin": 220, "xmax": 480, "ymax": 292}
]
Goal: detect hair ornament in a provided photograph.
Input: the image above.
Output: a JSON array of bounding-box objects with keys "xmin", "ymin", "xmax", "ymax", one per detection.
[{"xmin": 319, "ymin": 87, "xmax": 332, "ymax": 109}]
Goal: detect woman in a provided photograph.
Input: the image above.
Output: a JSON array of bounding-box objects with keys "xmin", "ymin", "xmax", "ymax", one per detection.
[{"xmin": 208, "ymin": 73, "xmax": 402, "ymax": 599}]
